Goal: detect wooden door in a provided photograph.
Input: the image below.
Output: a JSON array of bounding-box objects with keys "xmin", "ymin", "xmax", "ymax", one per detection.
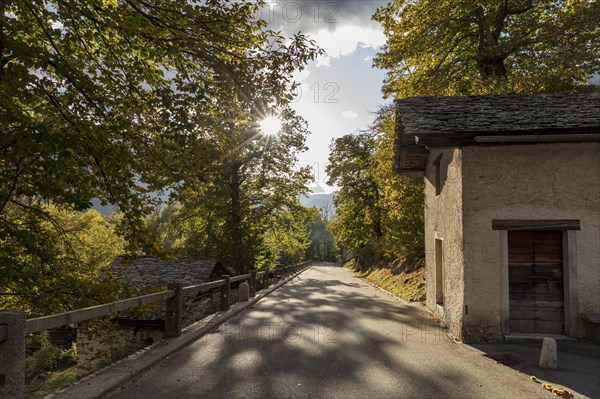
[{"xmin": 508, "ymin": 230, "xmax": 564, "ymax": 334}]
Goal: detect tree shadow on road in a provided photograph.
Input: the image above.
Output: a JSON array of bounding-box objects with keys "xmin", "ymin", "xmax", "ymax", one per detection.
[{"xmin": 105, "ymin": 266, "xmax": 551, "ymax": 399}]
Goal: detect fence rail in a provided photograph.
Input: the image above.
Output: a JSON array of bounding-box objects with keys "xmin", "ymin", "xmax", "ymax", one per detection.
[
  {"xmin": 0, "ymin": 261, "xmax": 312, "ymax": 399},
  {"xmin": 181, "ymin": 279, "xmax": 226, "ymax": 295},
  {"xmin": 229, "ymin": 273, "xmax": 252, "ymax": 283},
  {"xmin": 25, "ymin": 290, "xmax": 177, "ymax": 334}
]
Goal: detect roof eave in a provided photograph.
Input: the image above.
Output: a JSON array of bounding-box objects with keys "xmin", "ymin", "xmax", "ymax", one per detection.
[{"xmin": 416, "ymin": 129, "xmax": 600, "ymax": 147}]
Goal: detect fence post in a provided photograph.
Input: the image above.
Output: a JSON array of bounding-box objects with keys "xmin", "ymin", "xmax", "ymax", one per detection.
[
  {"xmin": 249, "ymin": 270, "xmax": 256, "ymax": 298},
  {"xmin": 265, "ymin": 268, "xmax": 271, "ymax": 290},
  {"xmin": 165, "ymin": 283, "xmax": 184, "ymax": 338},
  {"xmin": 220, "ymin": 275, "xmax": 231, "ymax": 311},
  {"xmin": 0, "ymin": 311, "xmax": 26, "ymax": 399}
]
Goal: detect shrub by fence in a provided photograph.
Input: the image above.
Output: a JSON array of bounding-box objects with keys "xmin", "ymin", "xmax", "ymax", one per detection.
[{"xmin": 0, "ymin": 261, "xmax": 311, "ymax": 399}]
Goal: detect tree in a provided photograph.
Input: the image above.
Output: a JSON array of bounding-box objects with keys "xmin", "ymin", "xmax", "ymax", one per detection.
[
  {"xmin": 319, "ymin": 201, "xmax": 335, "ymax": 224},
  {"xmin": 373, "ymin": 0, "xmax": 600, "ymax": 97},
  {"xmin": 151, "ymin": 105, "xmax": 314, "ymax": 273},
  {"xmin": 304, "ymin": 207, "xmax": 336, "ymax": 262},
  {"xmin": 326, "ymin": 132, "xmax": 382, "ymax": 251},
  {"xmin": 0, "ymin": 204, "xmax": 127, "ymax": 316},
  {"xmin": 1, "ymin": 1, "xmax": 321, "ymax": 283},
  {"xmin": 370, "ymin": 105, "xmax": 424, "ymax": 260},
  {"xmin": 326, "ymin": 105, "xmax": 424, "ymax": 261},
  {"xmin": 0, "ymin": 0, "xmax": 320, "ymax": 244},
  {"xmin": 146, "ymin": 201, "xmax": 185, "ymax": 255},
  {"xmin": 262, "ymin": 207, "xmax": 311, "ymax": 267}
]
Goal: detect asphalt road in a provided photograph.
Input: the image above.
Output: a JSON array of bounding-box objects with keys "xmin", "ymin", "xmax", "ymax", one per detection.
[{"xmin": 104, "ymin": 264, "xmax": 555, "ymax": 399}]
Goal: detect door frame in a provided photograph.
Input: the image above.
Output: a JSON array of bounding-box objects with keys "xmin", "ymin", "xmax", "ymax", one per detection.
[{"xmin": 494, "ymin": 220, "xmax": 580, "ymax": 337}]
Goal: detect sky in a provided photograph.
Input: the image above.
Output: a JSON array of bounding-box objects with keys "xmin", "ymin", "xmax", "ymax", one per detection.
[{"xmin": 259, "ymin": 0, "xmax": 390, "ymax": 193}]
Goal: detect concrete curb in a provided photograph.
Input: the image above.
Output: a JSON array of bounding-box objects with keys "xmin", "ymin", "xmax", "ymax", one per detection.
[{"xmin": 47, "ymin": 267, "xmax": 311, "ymax": 399}]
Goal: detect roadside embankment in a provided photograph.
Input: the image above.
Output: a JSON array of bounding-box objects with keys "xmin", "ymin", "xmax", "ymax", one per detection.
[{"xmin": 344, "ymin": 257, "xmax": 425, "ymax": 303}]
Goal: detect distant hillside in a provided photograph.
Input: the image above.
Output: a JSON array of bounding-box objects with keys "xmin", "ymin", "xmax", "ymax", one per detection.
[
  {"xmin": 92, "ymin": 191, "xmax": 170, "ymax": 216},
  {"xmin": 92, "ymin": 198, "xmax": 117, "ymax": 216},
  {"xmin": 299, "ymin": 192, "xmax": 336, "ymax": 211},
  {"xmin": 95, "ymin": 191, "xmax": 337, "ymax": 217}
]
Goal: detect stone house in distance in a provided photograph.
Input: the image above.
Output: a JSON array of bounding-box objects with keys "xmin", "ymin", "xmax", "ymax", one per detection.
[
  {"xmin": 110, "ymin": 256, "xmax": 231, "ymax": 322},
  {"xmin": 394, "ymin": 93, "xmax": 600, "ymax": 342},
  {"xmin": 111, "ymin": 256, "xmax": 228, "ymax": 291}
]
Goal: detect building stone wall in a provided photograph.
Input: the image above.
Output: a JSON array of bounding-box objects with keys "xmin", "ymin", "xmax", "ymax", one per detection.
[
  {"xmin": 76, "ymin": 327, "xmax": 163, "ymax": 377},
  {"xmin": 424, "ymin": 148, "xmax": 466, "ymax": 340},
  {"xmin": 460, "ymin": 142, "xmax": 600, "ymax": 341},
  {"xmin": 0, "ymin": 311, "xmax": 26, "ymax": 399}
]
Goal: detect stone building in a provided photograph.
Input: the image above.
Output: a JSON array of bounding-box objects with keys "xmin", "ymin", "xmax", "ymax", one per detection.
[
  {"xmin": 76, "ymin": 257, "xmax": 233, "ymax": 373},
  {"xmin": 394, "ymin": 93, "xmax": 600, "ymax": 342},
  {"xmin": 110, "ymin": 256, "xmax": 232, "ymax": 323},
  {"xmin": 111, "ymin": 256, "xmax": 229, "ymax": 290}
]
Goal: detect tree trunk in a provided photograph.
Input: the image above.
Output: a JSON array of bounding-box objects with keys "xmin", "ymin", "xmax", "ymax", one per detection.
[
  {"xmin": 476, "ymin": 56, "xmax": 508, "ymax": 81},
  {"xmin": 371, "ymin": 180, "xmax": 383, "ymax": 238},
  {"xmin": 0, "ymin": 0, "xmax": 5, "ymax": 80},
  {"xmin": 475, "ymin": 6, "xmax": 508, "ymax": 82},
  {"xmin": 229, "ymin": 161, "xmax": 244, "ymax": 275}
]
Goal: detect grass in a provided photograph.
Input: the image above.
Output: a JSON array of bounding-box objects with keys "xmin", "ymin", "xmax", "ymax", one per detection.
[
  {"xmin": 26, "ymin": 365, "xmax": 78, "ymax": 399},
  {"xmin": 344, "ymin": 259, "xmax": 426, "ymax": 303}
]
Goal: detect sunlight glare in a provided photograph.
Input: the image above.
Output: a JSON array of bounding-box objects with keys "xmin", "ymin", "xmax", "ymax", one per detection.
[{"xmin": 259, "ymin": 116, "xmax": 282, "ymax": 136}]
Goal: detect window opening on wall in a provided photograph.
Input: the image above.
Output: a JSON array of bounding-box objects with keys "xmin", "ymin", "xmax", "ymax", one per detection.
[
  {"xmin": 434, "ymin": 155, "xmax": 442, "ymax": 196},
  {"xmin": 435, "ymin": 238, "xmax": 444, "ymax": 305}
]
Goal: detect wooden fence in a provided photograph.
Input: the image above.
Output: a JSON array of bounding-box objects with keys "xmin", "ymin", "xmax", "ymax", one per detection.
[{"xmin": 0, "ymin": 261, "xmax": 312, "ymax": 399}]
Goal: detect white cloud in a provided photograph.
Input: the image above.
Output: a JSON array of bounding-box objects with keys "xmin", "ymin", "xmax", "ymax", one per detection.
[
  {"xmin": 342, "ymin": 111, "xmax": 358, "ymax": 120},
  {"xmin": 364, "ymin": 56, "xmax": 372, "ymax": 61},
  {"xmin": 309, "ymin": 25, "xmax": 386, "ymax": 66},
  {"xmin": 316, "ymin": 56, "xmax": 332, "ymax": 67},
  {"xmin": 292, "ymin": 68, "xmax": 311, "ymax": 84}
]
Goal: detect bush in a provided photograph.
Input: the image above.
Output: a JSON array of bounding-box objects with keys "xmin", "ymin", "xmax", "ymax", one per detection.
[{"xmin": 26, "ymin": 331, "xmax": 77, "ymax": 376}]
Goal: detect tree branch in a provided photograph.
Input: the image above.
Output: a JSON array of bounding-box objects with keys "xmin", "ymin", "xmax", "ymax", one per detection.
[{"xmin": 506, "ymin": 0, "xmax": 534, "ymax": 15}]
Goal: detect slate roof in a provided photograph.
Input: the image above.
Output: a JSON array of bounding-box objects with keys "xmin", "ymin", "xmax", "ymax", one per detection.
[
  {"xmin": 396, "ymin": 93, "xmax": 600, "ymax": 141},
  {"xmin": 111, "ymin": 256, "xmax": 223, "ymax": 290},
  {"xmin": 393, "ymin": 93, "xmax": 600, "ymax": 174}
]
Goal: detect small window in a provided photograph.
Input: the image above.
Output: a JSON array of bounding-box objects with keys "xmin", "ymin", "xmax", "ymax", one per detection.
[
  {"xmin": 435, "ymin": 238, "xmax": 444, "ymax": 305},
  {"xmin": 433, "ymin": 155, "xmax": 442, "ymax": 196}
]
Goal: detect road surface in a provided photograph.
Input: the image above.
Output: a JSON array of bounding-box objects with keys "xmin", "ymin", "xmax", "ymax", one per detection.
[{"xmin": 105, "ymin": 264, "xmax": 554, "ymax": 399}]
